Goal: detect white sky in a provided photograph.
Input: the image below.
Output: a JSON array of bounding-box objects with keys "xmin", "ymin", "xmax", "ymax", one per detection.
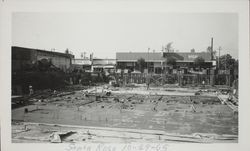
[{"xmin": 12, "ymin": 12, "xmax": 238, "ymax": 59}]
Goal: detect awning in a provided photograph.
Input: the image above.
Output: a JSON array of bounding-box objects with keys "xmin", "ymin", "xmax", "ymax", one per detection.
[{"xmin": 93, "ymin": 65, "xmax": 115, "ymax": 69}]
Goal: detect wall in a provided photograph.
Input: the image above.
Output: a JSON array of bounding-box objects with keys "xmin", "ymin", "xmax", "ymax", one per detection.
[
  {"xmin": 12, "ymin": 47, "xmax": 37, "ymax": 72},
  {"xmin": 92, "ymin": 59, "xmax": 116, "ymax": 65},
  {"xmin": 153, "ymin": 62, "xmax": 163, "ymax": 68},
  {"xmin": 12, "ymin": 47, "xmax": 73, "ymax": 72},
  {"xmin": 72, "ymin": 59, "xmax": 91, "ymax": 65},
  {"xmin": 35, "ymin": 51, "xmax": 72, "ymax": 72}
]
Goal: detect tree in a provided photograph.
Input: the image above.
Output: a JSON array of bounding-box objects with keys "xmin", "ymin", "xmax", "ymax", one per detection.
[
  {"xmin": 136, "ymin": 58, "xmax": 146, "ymax": 73},
  {"xmin": 65, "ymin": 48, "xmax": 69, "ymax": 54},
  {"xmin": 219, "ymin": 54, "xmax": 236, "ymax": 70},
  {"xmin": 207, "ymin": 46, "xmax": 212, "ymax": 53},
  {"xmin": 166, "ymin": 56, "xmax": 176, "ymax": 68},
  {"xmin": 194, "ymin": 56, "xmax": 205, "ymax": 70},
  {"xmin": 116, "ymin": 63, "xmax": 126, "ymax": 70},
  {"xmin": 234, "ymin": 59, "xmax": 238, "ymax": 70},
  {"xmin": 165, "ymin": 42, "xmax": 173, "ymax": 52},
  {"xmin": 207, "ymin": 46, "xmax": 216, "ymax": 59},
  {"xmin": 36, "ymin": 58, "xmax": 52, "ymax": 71},
  {"xmin": 191, "ymin": 48, "xmax": 195, "ymax": 53},
  {"xmin": 164, "ymin": 56, "xmax": 176, "ymax": 74}
]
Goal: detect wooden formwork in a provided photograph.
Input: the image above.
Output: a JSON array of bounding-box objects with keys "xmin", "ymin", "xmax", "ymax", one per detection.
[{"xmin": 116, "ymin": 72, "xmax": 233, "ymax": 86}]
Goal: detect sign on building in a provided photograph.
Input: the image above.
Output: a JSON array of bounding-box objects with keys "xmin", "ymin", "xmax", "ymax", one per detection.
[{"xmin": 188, "ymin": 55, "xmax": 198, "ymax": 59}]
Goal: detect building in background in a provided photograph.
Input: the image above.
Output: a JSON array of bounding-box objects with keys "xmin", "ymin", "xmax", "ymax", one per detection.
[
  {"xmin": 91, "ymin": 58, "xmax": 116, "ymax": 73},
  {"xmin": 116, "ymin": 51, "xmax": 215, "ymax": 74},
  {"xmin": 12, "ymin": 46, "xmax": 75, "ymax": 95},
  {"xmin": 71, "ymin": 58, "xmax": 92, "ymax": 72},
  {"xmin": 12, "ymin": 46, "xmax": 74, "ymax": 72},
  {"xmin": 116, "ymin": 52, "xmax": 165, "ymax": 73},
  {"xmin": 163, "ymin": 52, "xmax": 215, "ymax": 72}
]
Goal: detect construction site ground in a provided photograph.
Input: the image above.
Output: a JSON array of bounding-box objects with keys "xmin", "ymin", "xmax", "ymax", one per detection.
[{"xmin": 12, "ymin": 84, "xmax": 238, "ymax": 143}]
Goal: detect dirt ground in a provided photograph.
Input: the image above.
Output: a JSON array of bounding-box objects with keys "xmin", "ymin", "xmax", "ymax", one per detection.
[{"xmin": 12, "ymin": 85, "xmax": 238, "ymax": 143}]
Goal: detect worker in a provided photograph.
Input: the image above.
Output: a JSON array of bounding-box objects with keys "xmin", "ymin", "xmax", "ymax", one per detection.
[
  {"xmin": 202, "ymin": 80, "xmax": 205, "ymax": 87},
  {"xmin": 146, "ymin": 78, "xmax": 150, "ymax": 90},
  {"xmin": 89, "ymin": 80, "xmax": 92, "ymax": 87},
  {"xmin": 29, "ymin": 85, "xmax": 33, "ymax": 96}
]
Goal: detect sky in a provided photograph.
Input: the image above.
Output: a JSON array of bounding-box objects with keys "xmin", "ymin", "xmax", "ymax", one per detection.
[{"xmin": 12, "ymin": 12, "xmax": 238, "ymax": 59}]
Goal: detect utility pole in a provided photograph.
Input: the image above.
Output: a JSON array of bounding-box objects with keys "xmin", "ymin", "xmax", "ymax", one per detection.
[
  {"xmin": 211, "ymin": 37, "xmax": 214, "ymax": 60},
  {"xmin": 218, "ymin": 46, "xmax": 221, "ymax": 69},
  {"xmin": 147, "ymin": 47, "xmax": 150, "ymax": 73},
  {"xmin": 146, "ymin": 47, "xmax": 151, "ymax": 90}
]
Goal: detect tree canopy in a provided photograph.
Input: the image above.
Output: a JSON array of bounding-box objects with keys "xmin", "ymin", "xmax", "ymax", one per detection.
[
  {"xmin": 166, "ymin": 56, "xmax": 176, "ymax": 67},
  {"xmin": 136, "ymin": 58, "xmax": 146, "ymax": 73},
  {"xmin": 206, "ymin": 46, "xmax": 216, "ymax": 59},
  {"xmin": 117, "ymin": 63, "xmax": 126, "ymax": 70},
  {"xmin": 219, "ymin": 54, "xmax": 237, "ymax": 70},
  {"xmin": 191, "ymin": 48, "xmax": 195, "ymax": 53},
  {"xmin": 165, "ymin": 42, "xmax": 173, "ymax": 52},
  {"xmin": 65, "ymin": 48, "xmax": 69, "ymax": 54},
  {"xmin": 194, "ymin": 56, "xmax": 205, "ymax": 70}
]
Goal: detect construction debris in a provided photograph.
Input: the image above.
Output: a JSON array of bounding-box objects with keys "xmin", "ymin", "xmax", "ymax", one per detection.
[
  {"xmin": 49, "ymin": 131, "xmax": 76, "ymax": 143},
  {"xmin": 12, "ymin": 85, "xmax": 238, "ymax": 143},
  {"xmin": 12, "ymin": 122, "xmax": 238, "ymax": 143},
  {"xmin": 50, "ymin": 133, "xmax": 62, "ymax": 143}
]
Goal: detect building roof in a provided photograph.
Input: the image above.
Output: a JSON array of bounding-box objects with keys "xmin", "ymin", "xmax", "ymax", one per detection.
[
  {"xmin": 72, "ymin": 58, "xmax": 91, "ymax": 65},
  {"xmin": 12, "ymin": 46, "xmax": 74, "ymax": 58},
  {"xmin": 163, "ymin": 52, "xmax": 212, "ymax": 61},
  {"xmin": 116, "ymin": 52, "xmax": 212, "ymax": 62},
  {"xmin": 116, "ymin": 52, "xmax": 164, "ymax": 62},
  {"xmin": 92, "ymin": 58, "xmax": 116, "ymax": 65}
]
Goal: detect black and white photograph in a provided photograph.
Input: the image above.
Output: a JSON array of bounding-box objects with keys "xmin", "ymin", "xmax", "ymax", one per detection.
[
  {"xmin": 0, "ymin": 0, "xmax": 250, "ymax": 151},
  {"xmin": 11, "ymin": 12, "xmax": 239, "ymax": 143}
]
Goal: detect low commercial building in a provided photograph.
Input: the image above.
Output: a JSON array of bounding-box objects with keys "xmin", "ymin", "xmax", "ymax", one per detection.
[
  {"xmin": 71, "ymin": 58, "xmax": 92, "ymax": 72},
  {"xmin": 12, "ymin": 46, "xmax": 74, "ymax": 72},
  {"xmin": 116, "ymin": 52, "xmax": 164, "ymax": 73},
  {"xmin": 116, "ymin": 51, "xmax": 215, "ymax": 74},
  {"xmin": 12, "ymin": 46, "xmax": 75, "ymax": 95},
  {"xmin": 91, "ymin": 58, "xmax": 116, "ymax": 73}
]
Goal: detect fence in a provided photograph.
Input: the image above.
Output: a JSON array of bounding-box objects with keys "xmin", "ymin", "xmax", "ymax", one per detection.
[{"xmin": 116, "ymin": 73, "xmax": 234, "ymax": 86}]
